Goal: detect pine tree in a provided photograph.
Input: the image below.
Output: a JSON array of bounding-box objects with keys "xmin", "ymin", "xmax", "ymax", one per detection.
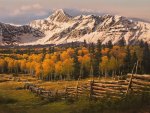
[
  {"xmin": 73, "ymin": 49, "xmax": 80, "ymax": 79},
  {"xmin": 94, "ymin": 40, "xmax": 102, "ymax": 76},
  {"xmin": 124, "ymin": 46, "xmax": 131, "ymax": 73},
  {"xmin": 131, "ymin": 51, "xmax": 138, "ymax": 71},
  {"xmin": 83, "ymin": 39, "xmax": 87, "ymax": 48},
  {"xmin": 51, "ymin": 46, "xmax": 55, "ymax": 53},
  {"xmin": 142, "ymin": 42, "xmax": 150, "ymax": 73},
  {"xmin": 27, "ymin": 48, "xmax": 31, "ymax": 55},
  {"xmin": 89, "ymin": 43, "xmax": 95, "ymax": 54},
  {"xmin": 118, "ymin": 38, "xmax": 126, "ymax": 46},
  {"xmin": 97, "ymin": 40, "xmax": 102, "ymax": 50},
  {"xmin": 71, "ymin": 41, "xmax": 74, "ymax": 48},
  {"xmin": 88, "ymin": 43, "xmax": 95, "ymax": 76},
  {"xmin": 107, "ymin": 40, "xmax": 113, "ymax": 49},
  {"xmin": 139, "ymin": 40, "xmax": 144, "ymax": 48},
  {"xmin": 48, "ymin": 47, "xmax": 52, "ymax": 54},
  {"xmin": 42, "ymin": 48, "xmax": 46, "ymax": 54}
]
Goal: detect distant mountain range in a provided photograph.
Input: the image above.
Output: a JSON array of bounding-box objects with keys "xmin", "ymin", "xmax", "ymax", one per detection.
[{"xmin": 0, "ymin": 9, "xmax": 150, "ymax": 46}]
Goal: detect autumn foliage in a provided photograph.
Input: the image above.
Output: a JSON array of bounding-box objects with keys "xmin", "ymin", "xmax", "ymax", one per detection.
[{"xmin": 0, "ymin": 40, "xmax": 150, "ymax": 80}]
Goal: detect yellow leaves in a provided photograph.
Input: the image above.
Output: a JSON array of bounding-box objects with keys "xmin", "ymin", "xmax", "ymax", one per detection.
[
  {"xmin": 35, "ymin": 54, "xmax": 43, "ymax": 62},
  {"xmin": 20, "ymin": 60, "xmax": 27, "ymax": 72},
  {"xmin": 15, "ymin": 54, "xmax": 22, "ymax": 59},
  {"xmin": 13, "ymin": 60, "xmax": 19, "ymax": 68},
  {"xmin": 42, "ymin": 59, "xmax": 55, "ymax": 77},
  {"xmin": 110, "ymin": 46, "xmax": 126, "ymax": 59},
  {"xmin": 61, "ymin": 51, "xmax": 70, "ymax": 61},
  {"xmin": 0, "ymin": 45, "xmax": 143, "ymax": 78},
  {"xmin": 35, "ymin": 62, "xmax": 42, "ymax": 77},
  {"xmin": 28, "ymin": 54, "xmax": 43, "ymax": 62},
  {"xmin": 62, "ymin": 58, "xmax": 74, "ymax": 76},
  {"xmin": 78, "ymin": 47, "xmax": 89, "ymax": 56},
  {"xmin": 78, "ymin": 56, "xmax": 83, "ymax": 63},
  {"xmin": 78, "ymin": 50, "xmax": 83, "ymax": 56},
  {"xmin": 78, "ymin": 54, "xmax": 91, "ymax": 71},
  {"xmin": 100, "ymin": 56, "xmax": 109, "ymax": 71},
  {"xmin": 55, "ymin": 61, "xmax": 63, "ymax": 75},
  {"xmin": 78, "ymin": 55, "xmax": 90, "ymax": 64},
  {"xmin": 30, "ymin": 61, "xmax": 36, "ymax": 70},
  {"xmin": 67, "ymin": 48, "xmax": 74, "ymax": 56},
  {"xmin": 0, "ymin": 59, "xmax": 6, "ymax": 72},
  {"xmin": 109, "ymin": 57, "xmax": 118, "ymax": 70},
  {"xmin": 22, "ymin": 54, "xmax": 28, "ymax": 59},
  {"xmin": 26, "ymin": 62, "xmax": 31, "ymax": 71},
  {"xmin": 100, "ymin": 56, "xmax": 109, "ymax": 69},
  {"xmin": 7, "ymin": 59, "xmax": 14, "ymax": 70},
  {"xmin": 101, "ymin": 48, "xmax": 110, "ymax": 56},
  {"xmin": 0, "ymin": 59, "xmax": 6, "ymax": 67},
  {"xmin": 51, "ymin": 54, "xmax": 58, "ymax": 62},
  {"xmin": 45, "ymin": 54, "xmax": 51, "ymax": 59}
]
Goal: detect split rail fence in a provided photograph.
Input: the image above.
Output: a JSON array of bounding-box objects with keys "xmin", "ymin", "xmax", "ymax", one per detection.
[{"xmin": 24, "ymin": 74, "xmax": 150, "ymax": 101}]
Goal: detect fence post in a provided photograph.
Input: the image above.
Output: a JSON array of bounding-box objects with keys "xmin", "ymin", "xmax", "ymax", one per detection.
[
  {"xmin": 64, "ymin": 84, "xmax": 67, "ymax": 99},
  {"xmin": 76, "ymin": 80, "xmax": 79, "ymax": 98},
  {"xmin": 89, "ymin": 80, "xmax": 94, "ymax": 100},
  {"xmin": 126, "ymin": 61, "xmax": 139, "ymax": 95}
]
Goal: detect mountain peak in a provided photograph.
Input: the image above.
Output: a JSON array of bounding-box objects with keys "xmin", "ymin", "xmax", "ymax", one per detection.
[
  {"xmin": 54, "ymin": 9, "xmax": 66, "ymax": 15},
  {"xmin": 48, "ymin": 9, "xmax": 71, "ymax": 22}
]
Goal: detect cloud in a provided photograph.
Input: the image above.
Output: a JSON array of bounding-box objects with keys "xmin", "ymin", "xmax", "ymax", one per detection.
[
  {"xmin": 20, "ymin": 4, "xmax": 42, "ymax": 11},
  {"xmin": 0, "ymin": 3, "xmax": 50, "ymax": 24},
  {"xmin": 10, "ymin": 3, "xmax": 44, "ymax": 16}
]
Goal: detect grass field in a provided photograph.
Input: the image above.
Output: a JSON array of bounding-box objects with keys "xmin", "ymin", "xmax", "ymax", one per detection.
[{"xmin": 0, "ymin": 76, "xmax": 150, "ymax": 113}]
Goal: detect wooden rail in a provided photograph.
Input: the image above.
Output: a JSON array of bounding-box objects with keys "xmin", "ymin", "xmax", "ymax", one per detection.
[{"xmin": 24, "ymin": 74, "xmax": 150, "ymax": 101}]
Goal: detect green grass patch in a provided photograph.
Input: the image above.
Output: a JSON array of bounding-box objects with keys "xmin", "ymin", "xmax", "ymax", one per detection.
[{"xmin": 0, "ymin": 80, "xmax": 149, "ymax": 113}]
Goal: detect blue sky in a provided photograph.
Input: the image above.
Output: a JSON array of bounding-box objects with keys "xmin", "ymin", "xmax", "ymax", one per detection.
[{"xmin": 0, "ymin": 0, "xmax": 149, "ymax": 24}]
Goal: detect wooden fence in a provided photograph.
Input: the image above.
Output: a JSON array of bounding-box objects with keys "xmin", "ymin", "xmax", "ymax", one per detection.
[{"xmin": 24, "ymin": 74, "xmax": 150, "ymax": 101}]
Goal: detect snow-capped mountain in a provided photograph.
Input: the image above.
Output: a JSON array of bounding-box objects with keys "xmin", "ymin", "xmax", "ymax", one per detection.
[
  {"xmin": 0, "ymin": 9, "xmax": 150, "ymax": 46},
  {"xmin": 0, "ymin": 22, "xmax": 44, "ymax": 45}
]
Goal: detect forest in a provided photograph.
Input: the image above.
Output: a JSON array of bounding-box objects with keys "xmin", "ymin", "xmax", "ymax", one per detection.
[{"xmin": 0, "ymin": 39, "xmax": 150, "ymax": 81}]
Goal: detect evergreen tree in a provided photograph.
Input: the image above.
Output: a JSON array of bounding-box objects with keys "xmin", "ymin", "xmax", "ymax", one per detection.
[
  {"xmin": 139, "ymin": 40, "xmax": 144, "ymax": 48},
  {"xmin": 97, "ymin": 39, "xmax": 102, "ymax": 50},
  {"xmin": 73, "ymin": 49, "xmax": 80, "ymax": 79},
  {"xmin": 124, "ymin": 46, "xmax": 131, "ymax": 73},
  {"xmin": 51, "ymin": 46, "xmax": 55, "ymax": 53},
  {"xmin": 142, "ymin": 42, "xmax": 150, "ymax": 73},
  {"xmin": 71, "ymin": 42, "xmax": 74, "ymax": 48},
  {"xmin": 83, "ymin": 39, "xmax": 87, "ymax": 47},
  {"xmin": 107, "ymin": 40, "xmax": 113, "ymax": 49},
  {"xmin": 42, "ymin": 48, "xmax": 46, "ymax": 54},
  {"xmin": 15, "ymin": 49, "xmax": 20, "ymax": 54},
  {"xmin": 131, "ymin": 51, "xmax": 138, "ymax": 72},
  {"xmin": 89, "ymin": 43, "xmax": 95, "ymax": 54},
  {"xmin": 48, "ymin": 47, "xmax": 52, "ymax": 54},
  {"xmin": 118, "ymin": 38, "xmax": 126, "ymax": 46},
  {"xmin": 27, "ymin": 48, "xmax": 31, "ymax": 55},
  {"xmin": 94, "ymin": 40, "xmax": 102, "ymax": 76}
]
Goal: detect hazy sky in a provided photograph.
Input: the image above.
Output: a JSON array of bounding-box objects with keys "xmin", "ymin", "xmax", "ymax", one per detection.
[{"xmin": 0, "ymin": 0, "xmax": 149, "ymax": 24}]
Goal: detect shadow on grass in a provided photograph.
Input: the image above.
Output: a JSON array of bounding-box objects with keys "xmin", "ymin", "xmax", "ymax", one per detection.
[
  {"xmin": 66, "ymin": 93, "xmax": 150, "ymax": 113},
  {"xmin": 0, "ymin": 96, "xmax": 18, "ymax": 113},
  {"xmin": 0, "ymin": 95, "xmax": 17, "ymax": 104}
]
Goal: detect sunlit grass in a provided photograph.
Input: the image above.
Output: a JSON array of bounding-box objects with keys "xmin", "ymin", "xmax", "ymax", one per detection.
[{"xmin": 0, "ymin": 75, "xmax": 149, "ymax": 113}]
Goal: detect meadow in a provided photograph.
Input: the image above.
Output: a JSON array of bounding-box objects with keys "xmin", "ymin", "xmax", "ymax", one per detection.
[{"xmin": 0, "ymin": 75, "xmax": 150, "ymax": 113}]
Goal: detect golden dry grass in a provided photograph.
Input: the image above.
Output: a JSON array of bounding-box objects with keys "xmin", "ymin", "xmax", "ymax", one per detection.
[{"xmin": 0, "ymin": 75, "xmax": 149, "ymax": 113}]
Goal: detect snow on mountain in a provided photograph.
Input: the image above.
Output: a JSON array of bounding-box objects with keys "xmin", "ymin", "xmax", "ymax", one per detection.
[{"xmin": 0, "ymin": 9, "xmax": 150, "ymax": 46}]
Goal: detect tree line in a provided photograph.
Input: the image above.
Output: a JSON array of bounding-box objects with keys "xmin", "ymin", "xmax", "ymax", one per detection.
[{"xmin": 0, "ymin": 40, "xmax": 150, "ymax": 80}]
